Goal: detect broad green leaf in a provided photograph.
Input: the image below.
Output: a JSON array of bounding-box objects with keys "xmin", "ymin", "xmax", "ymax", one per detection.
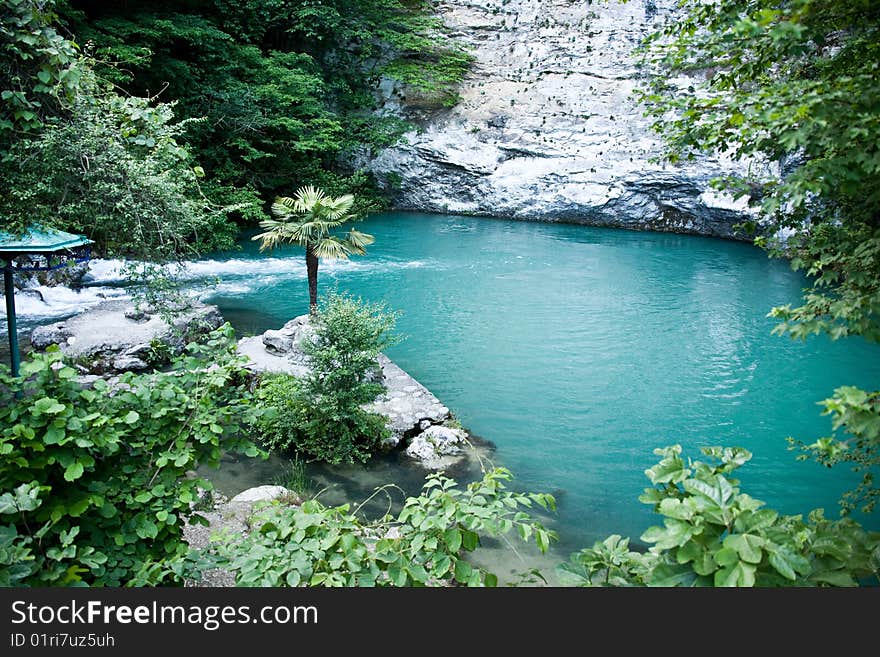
[
  {"xmin": 714, "ymin": 561, "xmax": 756, "ymax": 587},
  {"xmin": 713, "ymin": 547, "xmax": 739, "ymax": 568},
  {"xmin": 444, "ymin": 527, "xmax": 462, "ymax": 552},
  {"xmin": 647, "ymin": 563, "xmax": 694, "ymax": 587},
  {"xmin": 555, "ymin": 562, "xmax": 590, "ymax": 586},
  {"xmin": 33, "ymin": 397, "xmax": 66, "ymax": 415},
  {"xmin": 810, "ymin": 570, "xmax": 857, "ymax": 587},
  {"xmin": 659, "ymin": 497, "xmax": 695, "ymax": 520},
  {"xmin": 735, "ymin": 509, "xmax": 778, "ymax": 533},
  {"xmin": 723, "ymin": 534, "xmax": 764, "ymax": 564},
  {"xmin": 453, "ymin": 559, "xmax": 472, "ymax": 584},
  {"xmin": 461, "ymin": 529, "xmax": 479, "ymax": 551},
  {"xmin": 683, "ymin": 475, "xmax": 734, "ymax": 509},
  {"xmin": 63, "ymin": 462, "xmax": 84, "ymax": 482},
  {"xmin": 645, "ymin": 449, "xmax": 690, "ymax": 484}
]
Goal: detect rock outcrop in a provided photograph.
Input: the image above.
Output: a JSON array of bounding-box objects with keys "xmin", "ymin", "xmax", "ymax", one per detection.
[
  {"xmin": 372, "ymin": 0, "xmax": 763, "ymax": 238},
  {"xmin": 30, "ymin": 299, "xmax": 224, "ymax": 374},
  {"xmin": 405, "ymin": 425, "xmax": 470, "ymax": 470},
  {"xmin": 237, "ymin": 315, "xmax": 464, "ymax": 466}
]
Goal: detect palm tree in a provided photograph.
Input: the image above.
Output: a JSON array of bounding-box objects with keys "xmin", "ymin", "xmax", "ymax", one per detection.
[{"xmin": 253, "ymin": 186, "xmax": 375, "ymax": 314}]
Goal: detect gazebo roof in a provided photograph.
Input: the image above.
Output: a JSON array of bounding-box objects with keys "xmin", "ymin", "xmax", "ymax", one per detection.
[{"xmin": 0, "ymin": 225, "xmax": 93, "ymax": 255}]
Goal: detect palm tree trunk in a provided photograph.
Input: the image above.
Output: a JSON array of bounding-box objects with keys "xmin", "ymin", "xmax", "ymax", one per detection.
[{"xmin": 306, "ymin": 245, "xmax": 319, "ymax": 314}]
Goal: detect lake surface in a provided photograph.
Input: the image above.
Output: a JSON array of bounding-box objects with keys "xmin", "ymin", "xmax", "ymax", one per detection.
[{"xmin": 199, "ymin": 212, "xmax": 880, "ymax": 557}]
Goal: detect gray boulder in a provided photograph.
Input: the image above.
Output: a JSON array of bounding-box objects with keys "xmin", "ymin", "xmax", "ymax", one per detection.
[
  {"xmin": 229, "ymin": 485, "xmax": 292, "ymax": 504},
  {"xmin": 29, "ymin": 299, "xmax": 225, "ymax": 374},
  {"xmin": 405, "ymin": 425, "xmax": 469, "ymax": 470},
  {"xmin": 373, "ymin": 355, "xmax": 450, "ymax": 447},
  {"xmin": 31, "ymin": 323, "xmax": 73, "ymax": 349},
  {"xmin": 111, "ymin": 355, "xmax": 150, "ymax": 372},
  {"xmin": 262, "ymin": 329, "xmax": 293, "ymax": 354}
]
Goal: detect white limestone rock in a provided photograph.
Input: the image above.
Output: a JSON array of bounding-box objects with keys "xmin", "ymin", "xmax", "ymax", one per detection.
[{"xmin": 405, "ymin": 425, "xmax": 469, "ymax": 470}]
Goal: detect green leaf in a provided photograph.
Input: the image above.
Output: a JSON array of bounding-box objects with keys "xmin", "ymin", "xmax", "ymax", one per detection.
[
  {"xmin": 453, "ymin": 559, "xmax": 473, "ymax": 584},
  {"xmin": 63, "ymin": 462, "xmax": 84, "ymax": 482},
  {"xmin": 714, "ymin": 547, "xmax": 739, "ymax": 568},
  {"xmin": 444, "ymin": 527, "xmax": 462, "ymax": 552},
  {"xmin": 714, "ymin": 562, "xmax": 756, "ymax": 587},
  {"xmin": 811, "ymin": 570, "xmax": 857, "ymax": 587},
  {"xmin": 33, "ymin": 397, "xmax": 66, "ymax": 415},
  {"xmin": 124, "ymin": 411, "xmax": 140, "ymax": 425},
  {"xmin": 683, "ymin": 475, "xmax": 735, "ymax": 509},
  {"xmin": 645, "ymin": 448, "xmax": 690, "ymax": 484},
  {"xmin": 735, "ymin": 509, "xmax": 778, "ymax": 533},
  {"xmin": 723, "ymin": 534, "xmax": 764, "ymax": 564},
  {"xmin": 647, "ymin": 563, "xmax": 694, "ymax": 587},
  {"xmin": 461, "ymin": 529, "xmax": 479, "ymax": 551}
]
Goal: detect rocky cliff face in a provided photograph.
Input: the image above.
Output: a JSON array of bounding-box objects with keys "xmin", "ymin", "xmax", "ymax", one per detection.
[{"xmin": 371, "ymin": 0, "xmax": 757, "ymax": 238}]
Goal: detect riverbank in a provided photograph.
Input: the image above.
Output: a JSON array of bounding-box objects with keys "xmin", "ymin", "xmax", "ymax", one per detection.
[{"xmin": 24, "ymin": 299, "xmax": 477, "ymax": 471}]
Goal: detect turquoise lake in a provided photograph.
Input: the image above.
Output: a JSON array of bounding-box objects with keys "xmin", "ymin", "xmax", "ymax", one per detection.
[{"xmin": 202, "ymin": 212, "xmax": 880, "ymax": 556}]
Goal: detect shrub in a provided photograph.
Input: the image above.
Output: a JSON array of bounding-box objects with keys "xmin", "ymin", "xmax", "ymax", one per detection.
[
  {"xmin": 252, "ymin": 293, "xmax": 399, "ymax": 464},
  {"xmin": 0, "ymin": 325, "xmax": 261, "ymax": 586},
  {"xmin": 557, "ymin": 446, "xmax": 880, "ymax": 587},
  {"xmin": 210, "ymin": 468, "xmax": 556, "ymax": 587}
]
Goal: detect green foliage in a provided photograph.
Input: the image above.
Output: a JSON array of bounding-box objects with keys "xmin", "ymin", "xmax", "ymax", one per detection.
[
  {"xmin": 57, "ymin": 0, "xmax": 471, "ymax": 221},
  {"xmin": 790, "ymin": 386, "xmax": 880, "ymax": 516},
  {"xmin": 252, "ymin": 374, "xmax": 305, "ymax": 453},
  {"xmin": 2, "ymin": 70, "xmax": 238, "ymax": 259},
  {"xmin": 558, "ymin": 446, "xmax": 880, "ymax": 587},
  {"xmin": 637, "ymin": 0, "xmax": 880, "ymax": 342},
  {"xmin": 210, "ymin": 467, "xmax": 556, "ymax": 587},
  {"xmin": 252, "ymin": 294, "xmax": 399, "ymax": 464},
  {"xmin": 256, "ymin": 185, "xmax": 373, "ymax": 258},
  {"xmin": 768, "ymin": 224, "xmax": 880, "ymax": 343},
  {"xmin": 0, "ymin": 325, "xmax": 262, "ymax": 586},
  {"xmin": 0, "ymin": 0, "xmax": 82, "ymax": 137}
]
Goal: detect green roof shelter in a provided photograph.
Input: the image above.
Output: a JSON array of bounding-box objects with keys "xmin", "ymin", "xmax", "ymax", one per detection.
[{"xmin": 0, "ymin": 226, "xmax": 93, "ymax": 377}]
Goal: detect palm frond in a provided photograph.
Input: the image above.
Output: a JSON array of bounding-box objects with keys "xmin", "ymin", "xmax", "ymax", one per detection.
[
  {"xmin": 293, "ymin": 185, "xmax": 328, "ymax": 213},
  {"xmin": 271, "ymin": 197, "xmax": 298, "ymax": 218},
  {"xmin": 313, "ymin": 237, "xmax": 354, "ymax": 260},
  {"xmin": 253, "ymin": 217, "xmax": 309, "ymax": 251},
  {"xmin": 322, "ymin": 194, "xmax": 356, "ymax": 221},
  {"xmin": 346, "ymin": 229, "xmax": 375, "ymax": 254}
]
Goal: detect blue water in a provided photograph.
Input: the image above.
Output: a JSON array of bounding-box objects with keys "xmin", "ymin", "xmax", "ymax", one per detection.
[{"xmin": 203, "ymin": 212, "xmax": 880, "ymax": 552}]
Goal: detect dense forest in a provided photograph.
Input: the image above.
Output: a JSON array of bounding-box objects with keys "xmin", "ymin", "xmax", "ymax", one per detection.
[{"xmin": 1, "ymin": 0, "xmax": 469, "ymax": 258}]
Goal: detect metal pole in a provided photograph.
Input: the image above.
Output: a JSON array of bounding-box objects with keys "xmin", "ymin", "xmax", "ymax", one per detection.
[{"xmin": 3, "ymin": 264, "xmax": 19, "ymax": 377}]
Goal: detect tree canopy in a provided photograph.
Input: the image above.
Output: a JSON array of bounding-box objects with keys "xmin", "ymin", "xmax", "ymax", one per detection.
[
  {"xmin": 1, "ymin": 0, "xmax": 470, "ymax": 256},
  {"xmin": 55, "ymin": 0, "xmax": 471, "ymax": 224}
]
